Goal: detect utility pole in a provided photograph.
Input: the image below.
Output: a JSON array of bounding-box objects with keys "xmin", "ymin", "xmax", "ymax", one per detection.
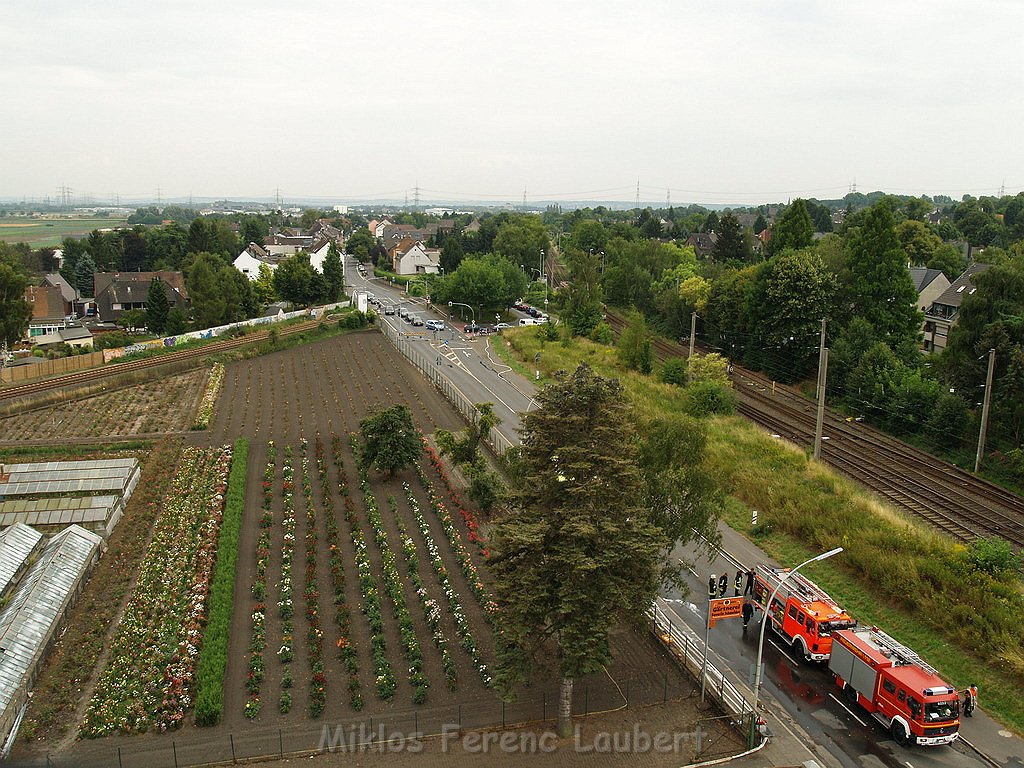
[
  {"xmin": 413, "ymin": 182, "xmax": 420, "ymax": 210},
  {"xmin": 974, "ymin": 348, "xmax": 996, "ymax": 473},
  {"xmin": 813, "ymin": 348, "xmax": 829, "ymax": 460},
  {"xmin": 522, "ymin": 188, "xmax": 527, "ymax": 211},
  {"xmin": 635, "ymin": 179, "xmax": 640, "ymax": 211},
  {"xmin": 815, "ymin": 318, "xmax": 826, "ymax": 400},
  {"xmin": 688, "ymin": 312, "xmax": 697, "ymax": 358}
]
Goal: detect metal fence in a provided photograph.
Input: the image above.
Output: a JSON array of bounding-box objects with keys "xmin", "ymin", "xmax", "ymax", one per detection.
[
  {"xmin": 15, "ymin": 666, "xmax": 699, "ymax": 768},
  {"xmin": 378, "ymin": 322, "xmax": 514, "ymax": 455}
]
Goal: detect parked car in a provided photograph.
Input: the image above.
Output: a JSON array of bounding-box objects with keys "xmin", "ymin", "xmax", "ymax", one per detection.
[
  {"xmin": 409, "ymin": 314, "xmax": 424, "ymax": 326},
  {"xmin": 399, "ymin": 307, "xmax": 410, "ymax": 319},
  {"xmin": 425, "ymin": 319, "xmax": 445, "ymax": 331},
  {"xmin": 518, "ymin": 318, "xmax": 540, "ymax": 326},
  {"xmin": 463, "ymin": 322, "xmax": 482, "ymax": 334},
  {"xmin": 527, "ymin": 307, "xmax": 541, "ymax": 318},
  {"xmin": 383, "ymin": 305, "xmax": 395, "ymax": 315},
  {"xmin": 495, "ymin": 322, "xmax": 513, "ymax": 330}
]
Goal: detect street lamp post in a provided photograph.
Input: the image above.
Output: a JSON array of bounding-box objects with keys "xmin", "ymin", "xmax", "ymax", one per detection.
[{"xmin": 749, "ymin": 546, "xmax": 843, "ymax": 746}]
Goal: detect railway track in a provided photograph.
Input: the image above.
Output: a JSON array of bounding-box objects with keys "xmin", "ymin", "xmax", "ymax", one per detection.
[
  {"xmin": 604, "ymin": 308, "xmax": 1024, "ymax": 548},
  {"xmin": 0, "ymin": 319, "xmax": 322, "ymax": 403}
]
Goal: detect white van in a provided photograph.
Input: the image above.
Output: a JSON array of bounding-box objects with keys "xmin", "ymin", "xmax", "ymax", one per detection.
[{"xmin": 518, "ymin": 318, "xmax": 540, "ymax": 327}]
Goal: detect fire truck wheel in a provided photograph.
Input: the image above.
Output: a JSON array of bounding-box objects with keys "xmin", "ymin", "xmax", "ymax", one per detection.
[
  {"xmin": 792, "ymin": 636, "xmax": 811, "ymax": 663},
  {"xmin": 890, "ymin": 721, "xmax": 909, "ymax": 746}
]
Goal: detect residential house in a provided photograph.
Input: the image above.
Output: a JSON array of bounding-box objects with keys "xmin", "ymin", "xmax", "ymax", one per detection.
[
  {"xmin": 307, "ymin": 235, "xmax": 333, "ymax": 274},
  {"xmin": 23, "ymin": 280, "xmax": 75, "ymax": 340},
  {"xmin": 233, "ymin": 242, "xmax": 280, "ymax": 281},
  {"xmin": 686, "ymin": 232, "xmax": 717, "ymax": 258},
  {"xmin": 392, "ymin": 241, "xmax": 440, "ymax": 275},
  {"xmin": 921, "ymin": 262, "xmax": 991, "ymax": 354},
  {"xmin": 909, "ymin": 267, "xmax": 950, "ymax": 313},
  {"xmin": 373, "ymin": 218, "xmax": 394, "ymax": 239},
  {"xmin": 264, "ymin": 233, "xmax": 313, "ymax": 256},
  {"xmin": 463, "ymin": 220, "xmax": 481, "ymax": 235},
  {"xmin": 93, "ymin": 271, "xmax": 188, "ymax": 324},
  {"xmin": 32, "ymin": 325, "xmax": 94, "ymax": 349}
]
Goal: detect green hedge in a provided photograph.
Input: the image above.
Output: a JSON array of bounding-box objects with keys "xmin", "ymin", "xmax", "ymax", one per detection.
[{"xmin": 194, "ymin": 438, "xmax": 249, "ymax": 726}]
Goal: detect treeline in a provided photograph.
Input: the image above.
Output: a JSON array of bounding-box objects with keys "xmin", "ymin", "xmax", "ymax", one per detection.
[{"xmin": 542, "ymin": 194, "xmax": 1024, "ymax": 485}]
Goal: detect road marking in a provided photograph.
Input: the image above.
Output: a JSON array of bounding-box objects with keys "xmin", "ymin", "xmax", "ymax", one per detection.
[
  {"xmin": 828, "ymin": 693, "xmax": 867, "ymax": 726},
  {"xmin": 768, "ymin": 639, "xmax": 788, "ymax": 656}
]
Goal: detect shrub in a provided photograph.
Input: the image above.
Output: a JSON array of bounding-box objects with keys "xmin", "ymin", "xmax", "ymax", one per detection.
[
  {"xmin": 661, "ymin": 357, "xmax": 688, "ymax": 386},
  {"xmin": 683, "ymin": 381, "xmax": 736, "ymax": 416},
  {"xmin": 194, "ymin": 438, "xmax": 249, "ymax": 726},
  {"xmin": 966, "ymin": 536, "xmax": 1021, "ymax": 577},
  {"xmin": 589, "ymin": 321, "xmax": 614, "ymax": 345}
]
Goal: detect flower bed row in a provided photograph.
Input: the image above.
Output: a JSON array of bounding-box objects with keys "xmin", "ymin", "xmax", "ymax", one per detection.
[
  {"xmin": 422, "ymin": 437, "xmax": 487, "ymax": 555},
  {"xmin": 352, "ymin": 442, "xmax": 430, "ymax": 704},
  {"xmin": 245, "ymin": 442, "xmax": 275, "ymax": 718},
  {"xmin": 81, "ymin": 445, "xmax": 233, "ymax": 736},
  {"xmin": 413, "ymin": 463, "xmax": 498, "ymax": 621},
  {"xmin": 330, "ymin": 435, "xmax": 396, "ymax": 701},
  {"xmin": 273, "ymin": 445, "xmax": 298, "ymax": 717},
  {"xmin": 195, "ymin": 438, "xmax": 250, "ymax": 726},
  {"xmin": 402, "ymin": 482, "xmax": 490, "ymax": 686},
  {"xmin": 300, "ymin": 439, "xmax": 327, "ymax": 717},
  {"xmin": 192, "ymin": 363, "xmax": 225, "ymax": 430},
  {"xmin": 389, "ymin": 496, "xmax": 458, "ymax": 690},
  {"xmin": 318, "ymin": 436, "xmax": 362, "ymax": 710}
]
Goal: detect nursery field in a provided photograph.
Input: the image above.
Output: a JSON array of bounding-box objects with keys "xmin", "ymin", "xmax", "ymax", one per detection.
[
  {"xmin": 16, "ymin": 331, "xmax": 692, "ymax": 768},
  {"xmin": 0, "ymin": 368, "xmax": 210, "ymax": 442}
]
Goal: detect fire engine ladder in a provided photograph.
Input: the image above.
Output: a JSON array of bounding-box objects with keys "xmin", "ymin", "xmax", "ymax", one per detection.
[
  {"xmin": 756, "ymin": 565, "xmax": 840, "ymax": 610},
  {"xmin": 870, "ymin": 628, "xmax": 939, "ymax": 677}
]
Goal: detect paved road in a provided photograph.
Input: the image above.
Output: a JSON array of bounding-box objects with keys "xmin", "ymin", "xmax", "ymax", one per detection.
[{"xmin": 344, "ymin": 262, "xmax": 535, "ymax": 447}]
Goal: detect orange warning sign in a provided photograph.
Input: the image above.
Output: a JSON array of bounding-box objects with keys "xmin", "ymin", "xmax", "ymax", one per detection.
[{"xmin": 709, "ymin": 597, "xmax": 743, "ymax": 627}]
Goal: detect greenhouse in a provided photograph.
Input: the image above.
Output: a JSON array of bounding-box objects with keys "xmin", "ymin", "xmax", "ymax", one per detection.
[
  {"xmin": 0, "ymin": 524, "xmax": 43, "ymax": 601},
  {"xmin": 0, "ymin": 495, "xmax": 123, "ymax": 538},
  {"xmin": 0, "ymin": 525, "xmax": 103, "ymax": 748}
]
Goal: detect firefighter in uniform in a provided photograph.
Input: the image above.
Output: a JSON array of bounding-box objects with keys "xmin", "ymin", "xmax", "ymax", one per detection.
[{"xmin": 963, "ymin": 684, "xmax": 978, "ymax": 716}]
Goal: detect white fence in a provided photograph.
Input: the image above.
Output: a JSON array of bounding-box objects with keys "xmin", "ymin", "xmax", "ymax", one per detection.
[{"xmin": 648, "ymin": 598, "xmax": 753, "ymax": 719}]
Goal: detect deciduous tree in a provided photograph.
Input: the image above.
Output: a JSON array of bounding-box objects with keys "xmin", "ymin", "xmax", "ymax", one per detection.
[
  {"xmin": 358, "ymin": 404, "xmax": 420, "ymax": 478},
  {"xmin": 770, "ymin": 199, "xmax": 814, "ymax": 254}
]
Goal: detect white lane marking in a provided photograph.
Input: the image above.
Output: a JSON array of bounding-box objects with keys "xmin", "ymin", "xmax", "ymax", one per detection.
[{"xmin": 828, "ymin": 693, "xmax": 867, "ymax": 727}]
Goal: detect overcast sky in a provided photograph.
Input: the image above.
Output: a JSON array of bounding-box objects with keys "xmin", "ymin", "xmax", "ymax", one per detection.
[{"xmin": 2, "ymin": 0, "xmax": 1021, "ymax": 206}]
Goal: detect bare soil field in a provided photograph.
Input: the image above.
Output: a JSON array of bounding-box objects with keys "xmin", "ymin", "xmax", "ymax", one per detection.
[
  {"xmin": 12, "ymin": 331, "xmax": 699, "ymax": 768},
  {"xmin": 0, "ymin": 368, "xmax": 209, "ymax": 442}
]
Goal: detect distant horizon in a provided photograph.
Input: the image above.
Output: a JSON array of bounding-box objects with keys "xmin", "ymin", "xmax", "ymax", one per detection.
[{"xmin": 0, "ymin": 185, "xmax": 1011, "ymax": 214}]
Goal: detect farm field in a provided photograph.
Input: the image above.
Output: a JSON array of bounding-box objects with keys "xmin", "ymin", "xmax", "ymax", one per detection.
[
  {"xmin": 0, "ymin": 368, "xmax": 210, "ymax": 442},
  {"xmin": 0, "ymin": 216, "xmax": 127, "ymax": 246},
  {"xmin": 15, "ymin": 331, "xmax": 693, "ymax": 767}
]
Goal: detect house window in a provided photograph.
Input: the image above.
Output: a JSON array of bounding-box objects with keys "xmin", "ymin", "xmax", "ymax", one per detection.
[{"xmin": 112, "ymin": 303, "xmax": 122, "ymax": 311}]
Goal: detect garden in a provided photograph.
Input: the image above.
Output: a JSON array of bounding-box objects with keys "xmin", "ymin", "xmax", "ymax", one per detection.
[{"xmin": 0, "ymin": 368, "xmax": 211, "ymax": 441}]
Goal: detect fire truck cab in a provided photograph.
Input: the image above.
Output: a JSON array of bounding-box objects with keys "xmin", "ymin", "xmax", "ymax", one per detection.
[
  {"xmin": 751, "ymin": 565, "xmax": 854, "ymax": 662},
  {"xmin": 829, "ymin": 627, "xmax": 959, "ymax": 746}
]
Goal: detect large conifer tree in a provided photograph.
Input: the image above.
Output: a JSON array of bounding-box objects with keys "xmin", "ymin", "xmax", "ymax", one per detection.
[{"xmin": 489, "ymin": 364, "xmax": 666, "ymax": 736}]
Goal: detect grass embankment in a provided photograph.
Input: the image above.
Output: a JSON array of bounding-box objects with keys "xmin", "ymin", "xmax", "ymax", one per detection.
[
  {"xmin": 194, "ymin": 438, "xmax": 249, "ymax": 725},
  {"xmin": 494, "ymin": 327, "xmax": 1024, "ymax": 734}
]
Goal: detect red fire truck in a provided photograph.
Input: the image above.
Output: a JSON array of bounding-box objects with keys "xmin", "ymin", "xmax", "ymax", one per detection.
[
  {"xmin": 751, "ymin": 564, "xmax": 855, "ymax": 662},
  {"xmin": 829, "ymin": 627, "xmax": 960, "ymax": 746}
]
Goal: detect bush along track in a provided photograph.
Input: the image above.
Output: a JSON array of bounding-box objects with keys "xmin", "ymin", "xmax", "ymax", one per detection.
[
  {"xmin": 194, "ymin": 438, "xmax": 249, "ymax": 726},
  {"xmin": 245, "ymin": 441, "xmax": 274, "ymax": 719},
  {"xmin": 389, "ymin": 495, "xmax": 459, "ymax": 690},
  {"xmin": 316, "ymin": 435, "xmax": 362, "ymax": 710},
  {"xmin": 352, "ymin": 438, "xmax": 430, "ymax": 705},
  {"xmin": 80, "ymin": 445, "xmax": 232, "ymax": 736},
  {"xmin": 299, "ymin": 438, "xmax": 327, "ymax": 717},
  {"xmin": 192, "ymin": 362, "xmax": 225, "ymax": 430},
  {"xmin": 402, "ymin": 481, "xmax": 490, "ymax": 687},
  {"xmin": 330, "ymin": 435, "xmax": 397, "ymax": 701}
]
